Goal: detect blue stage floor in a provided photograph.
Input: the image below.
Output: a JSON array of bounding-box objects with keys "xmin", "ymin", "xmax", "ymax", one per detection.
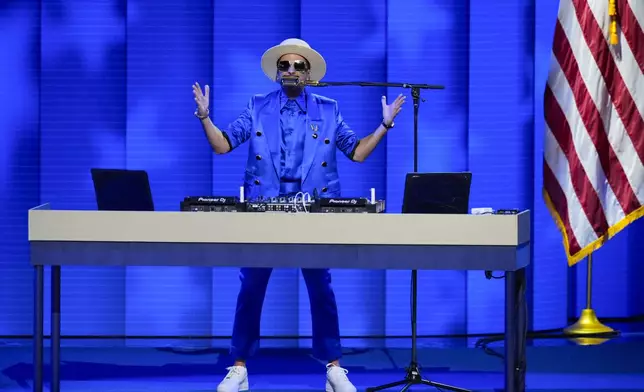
[{"xmin": 2, "ymin": 331, "xmax": 644, "ymax": 391}]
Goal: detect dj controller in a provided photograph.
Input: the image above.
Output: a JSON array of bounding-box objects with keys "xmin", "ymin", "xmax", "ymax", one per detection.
[{"xmin": 180, "ymin": 189, "xmax": 385, "ymax": 214}]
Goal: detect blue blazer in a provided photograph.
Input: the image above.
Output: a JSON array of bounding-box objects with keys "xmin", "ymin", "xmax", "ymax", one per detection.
[{"xmin": 222, "ymin": 90, "xmax": 359, "ymax": 199}]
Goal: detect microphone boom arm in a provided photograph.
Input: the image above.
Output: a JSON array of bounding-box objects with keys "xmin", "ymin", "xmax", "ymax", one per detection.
[
  {"xmin": 301, "ymin": 79, "xmax": 444, "ymax": 171},
  {"xmin": 303, "ymin": 80, "xmax": 444, "ymax": 90}
]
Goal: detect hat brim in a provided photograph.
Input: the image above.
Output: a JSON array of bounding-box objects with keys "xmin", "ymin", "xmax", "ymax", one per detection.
[{"xmin": 261, "ymin": 44, "xmax": 326, "ymax": 82}]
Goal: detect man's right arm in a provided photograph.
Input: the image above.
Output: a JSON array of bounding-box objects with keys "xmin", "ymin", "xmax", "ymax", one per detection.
[
  {"xmin": 200, "ymin": 98, "xmax": 253, "ymax": 154},
  {"xmin": 199, "ymin": 117, "xmax": 231, "ymax": 154}
]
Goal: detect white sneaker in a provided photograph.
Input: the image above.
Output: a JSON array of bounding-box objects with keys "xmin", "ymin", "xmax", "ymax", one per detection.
[
  {"xmin": 216, "ymin": 365, "xmax": 249, "ymax": 392},
  {"xmin": 325, "ymin": 364, "xmax": 357, "ymax": 392}
]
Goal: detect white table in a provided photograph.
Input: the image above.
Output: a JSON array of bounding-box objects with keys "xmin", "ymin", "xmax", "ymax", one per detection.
[{"xmin": 28, "ymin": 203, "xmax": 530, "ymax": 392}]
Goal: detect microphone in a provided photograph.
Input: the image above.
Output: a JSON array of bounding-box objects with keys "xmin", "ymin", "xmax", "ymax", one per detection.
[{"xmin": 280, "ymin": 75, "xmax": 300, "ymax": 87}]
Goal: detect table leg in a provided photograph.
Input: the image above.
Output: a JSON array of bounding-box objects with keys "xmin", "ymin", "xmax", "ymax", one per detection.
[
  {"xmin": 504, "ymin": 268, "xmax": 527, "ymax": 392},
  {"xmin": 51, "ymin": 266, "xmax": 61, "ymax": 392},
  {"xmin": 33, "ymin": 265, "xmax": 44, "ymax": 392},
  {"xmin": 517, "ymin": 268, "xmax": 527, "ymax": 392}
]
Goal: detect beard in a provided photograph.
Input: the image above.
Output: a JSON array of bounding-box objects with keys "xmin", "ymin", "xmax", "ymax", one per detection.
[{"xmin": 282, "ymin": 85, "xmax": 303, "ymax": 97}]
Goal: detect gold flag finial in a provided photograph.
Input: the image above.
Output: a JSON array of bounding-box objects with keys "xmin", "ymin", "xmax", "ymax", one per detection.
[{"xmin": 609, "ymin": 0, "xmax": 618, "ymax": 45}]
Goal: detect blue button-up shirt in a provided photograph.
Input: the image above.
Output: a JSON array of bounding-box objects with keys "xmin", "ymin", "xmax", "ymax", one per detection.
[{"xmin": 278, "ymin": 90, "xmax": 308, "ymax": 196}]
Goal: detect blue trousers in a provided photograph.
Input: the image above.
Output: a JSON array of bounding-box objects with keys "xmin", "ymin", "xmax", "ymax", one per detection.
[{"xmin": 230, "ymin": 267, "xmax": 342, "ymax": 362}]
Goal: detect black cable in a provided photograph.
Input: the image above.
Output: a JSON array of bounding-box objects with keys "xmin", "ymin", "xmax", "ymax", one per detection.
[
  {"xmin": 476, "ymin": 312, "xmax": 623, "ymax": 361},
  {"xmin": 476, "ymin": 327, "xmax": 622, "ymax": 354},
  {"xmin": 0, "ymin": 331, "xmax": 561, "ymax": 340},
  {"xmin": 1, "ymin": 315, "xmax": 636, "ymax": 343},
  {"xmin": 0, "ymin": 318, "xmax": 637, "ymax": 342},
  {"xmin": 484, "ymin": 270, "xmax": 505, "ymax": 279},
  {"xmin": 475, "ymin": 271, "xmax": 630, "ymax": 364},
  {"xmin": 475, "ymin": 329, "xmax": 623, "ymax": 362}
]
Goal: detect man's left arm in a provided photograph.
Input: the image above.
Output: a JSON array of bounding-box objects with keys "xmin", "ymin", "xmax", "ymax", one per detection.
[
  {"xmin": 335, "ymin": 94, "xmax": 406, "ymax": 163},
  {"xmin": 351, "ymin": 124, "xmax": 390, "ymax": 163}
]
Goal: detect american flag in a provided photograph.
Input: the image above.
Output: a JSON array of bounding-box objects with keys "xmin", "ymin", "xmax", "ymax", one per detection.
[{"xmin": 543, "ymin": 0, "xmax": 644, "ymax": 266}]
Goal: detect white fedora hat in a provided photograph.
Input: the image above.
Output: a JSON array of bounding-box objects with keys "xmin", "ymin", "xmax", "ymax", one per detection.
[{"xmin": 261, "ymin": 38, "xmax": 326, "ymax": 82}]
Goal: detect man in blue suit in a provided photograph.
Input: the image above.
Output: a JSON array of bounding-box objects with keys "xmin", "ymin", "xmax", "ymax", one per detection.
[{"xmin": 192, "ymin": 38, "xmax": 405, "ymax": 392}]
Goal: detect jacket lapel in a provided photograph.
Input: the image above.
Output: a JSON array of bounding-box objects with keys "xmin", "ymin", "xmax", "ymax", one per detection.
[
  {"xmin": 259, "ymin": 94, "xmax": 281, "ymax": 179},
  {"xmin": 301, "ymin": 92, "xmax": 322, "ymax": 182}
]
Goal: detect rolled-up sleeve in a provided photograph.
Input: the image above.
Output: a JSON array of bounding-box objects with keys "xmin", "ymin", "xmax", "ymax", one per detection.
[
  {"xmin": 221, "ymin": 98, "xmax": 253, "ymax": 151},
  {"xmin": 334, "ymin": 103, "xmax": 359, "ymax": 160}
]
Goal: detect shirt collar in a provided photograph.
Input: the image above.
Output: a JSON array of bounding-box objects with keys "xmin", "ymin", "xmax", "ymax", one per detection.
[{"xmin": 279, "ymin": 89, "xmax": 307, "ymax": 113}]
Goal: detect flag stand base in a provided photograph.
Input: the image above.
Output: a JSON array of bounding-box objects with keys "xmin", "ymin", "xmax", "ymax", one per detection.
[
  {"xmin": 564, "ymin": 308, "xmax": 614, "ymax": 334},
  {"xmin": 563, "ymin": 309, "xmax": 618, "ymax": 345},
  {"xmin": 563, "ymin": 254, "xmax": 619, "ymax": 345}
]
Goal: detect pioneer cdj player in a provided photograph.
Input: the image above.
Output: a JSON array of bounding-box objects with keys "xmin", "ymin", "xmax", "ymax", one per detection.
[
  {"xmin": 180, "ymin": 196, "xmax": 245, "ymax": 212},
  {"xmin": 315, "ymin": 197, "xmax": 385, "ymax": 213},
  {"xmin": 180, "ymin": 188, "xmax": 385, "ymax": 214}
]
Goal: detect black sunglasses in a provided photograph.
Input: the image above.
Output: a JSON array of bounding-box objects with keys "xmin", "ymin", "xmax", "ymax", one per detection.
[{"xmin": 277, "ymin": 60, "xmax": 309, "ymax": 72}]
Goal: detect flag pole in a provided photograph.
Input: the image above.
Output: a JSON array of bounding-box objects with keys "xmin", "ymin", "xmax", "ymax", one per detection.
[
  {"xmin": 608, "ymin": 0, "xmax": 618, "ymax": 45},
  {"xmin": 563, "ymin": 253, "xmax": 615, "ymax": 337}
]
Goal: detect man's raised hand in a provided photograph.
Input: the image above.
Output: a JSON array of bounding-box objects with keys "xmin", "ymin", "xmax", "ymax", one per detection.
[
  {"xmin": 192, "ymin": 82, "xmax": 210, "ymax": 118},
  {"xmin": 381, "ymin": 93, "xmax": 406, "ymax": 127}
]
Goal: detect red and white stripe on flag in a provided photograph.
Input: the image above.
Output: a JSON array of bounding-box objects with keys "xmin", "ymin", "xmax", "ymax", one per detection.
[{"xmin": 543, "ymin": 0, "xmax": 644, "ymax": 266}]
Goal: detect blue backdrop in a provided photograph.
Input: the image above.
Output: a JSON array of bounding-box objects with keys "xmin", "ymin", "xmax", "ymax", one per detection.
[{"xmin": 1, "ymin": 0, "xmax": 643, "ymax": 348}]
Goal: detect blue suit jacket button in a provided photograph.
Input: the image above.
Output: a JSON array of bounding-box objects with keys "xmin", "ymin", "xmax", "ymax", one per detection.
[
  {"xmin": 254, "ymin": 179, "xmax": 260, "ymax": 185},
  {"xmin": 324, "ymin": 138, "xmax": 330, "ymax": 144},
  {"xmin": 256, "ymin": 130, "xmax": 262, "ymax": 136},
  {"xmin": 256, "ymin": 154, "xmax": 262, "ymax": 160},
  {"xmin": 322, "ymin": 187, "xmax": 328, "ymax": 192},
  {"xmin": 321, "ymin": 161, "xmax": 327, "ymax": 167},
  {"xmin": 312, "ymin": 133, "xmax": 318, "ymax": 139}
]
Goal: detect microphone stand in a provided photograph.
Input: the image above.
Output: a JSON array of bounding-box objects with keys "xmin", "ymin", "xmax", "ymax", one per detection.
[{"xmin": 304, "ymin": 80, "xmax": 470, "ymax": 392}]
